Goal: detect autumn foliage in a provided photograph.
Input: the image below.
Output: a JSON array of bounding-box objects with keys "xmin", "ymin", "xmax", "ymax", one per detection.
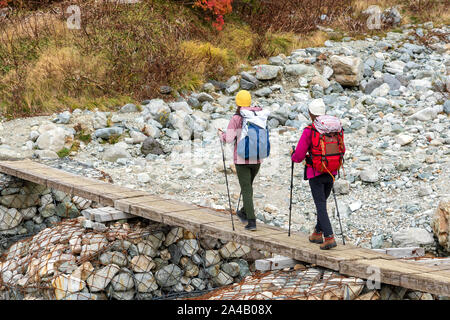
[{"xmin": 193, "ymin": 0, "xmax": 233, "ymax": 31}]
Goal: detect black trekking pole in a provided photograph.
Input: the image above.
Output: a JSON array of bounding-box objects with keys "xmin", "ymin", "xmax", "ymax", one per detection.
[
  {"xmin": 332, "ymin": 187, "xmax": 345, "ymax": 245},
  {"xmin": 219, "ymin": 136, "xmax": 235, "ymax": 231},
  {"xmin": 288, "ymin": 146, "xmax": 295, "ymax": 237}
]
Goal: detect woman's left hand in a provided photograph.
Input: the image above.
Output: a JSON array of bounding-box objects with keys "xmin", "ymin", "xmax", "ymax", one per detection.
[{"xmin": 217, "ymin": 128, "xmax": 223, "ymax": 137}]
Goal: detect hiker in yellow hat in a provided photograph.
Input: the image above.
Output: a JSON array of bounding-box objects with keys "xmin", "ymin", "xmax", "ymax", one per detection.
[{"xmin": 217, "ymin": 90, "xmax": 269, "ymax": 231}]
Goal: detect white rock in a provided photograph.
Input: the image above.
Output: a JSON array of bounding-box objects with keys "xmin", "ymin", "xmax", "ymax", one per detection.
[
  {"xmin": 134, "ymin": 272, "xmax": 158, "ymax": 293},
  {"xmin": 409, "ymin": 79, "xmax": 432, "ymax": 91},
  {"xmin": 137, "ymin": 173, "xmax": 151, "ymax": 183},
  {"xmin": 349, "ymin": 201, "xmax": 362, "ymax": 212},
  {"xmin": 395, "ymin": 134, "xmax": 414, "ymax": 146},
  {"xmin": 418, "ymin": 186, "xmax": 432, "ymax": 197},
  {"xmin": 129, "ymin": 131, "xmax": 147, "ymax": 144},
  {"xmin": 34, "ymin": 150, "xmax": 59, "ymax": 159},
  {"xmin": 103, "ymin": 145, "xmax": 131, "ymax": 162},
  {"xmin": 323, "ymin": 66, "xmax": 334, "ymax": 79},
  {"xmin": 130, "ymin": 255, "xmax": 155, "ymax": 273},
  {"xmin": 219, "ymin": 242, "xmax": 250, "ymax": 259},
  {"xmin": 86, "ymin": 264, "xmax": 120, "ymax": 292},
  {"xmin": 255, "ymin": 65, "xmax": 282, "ymax": 80},
  {"xmin": 169, "ymin": 101, "xmax": 193, "ymax": 114},
  {"xmin": 29, "ymin": 130, "xmax": 40, "ymax": 142},
  {"xmin": 92, "ymin": 112, "xmax": 108, "ymax": 129},
  {"xmin": 330, "ymin": 55, "xmax": 363, "ymax": 86},
  {"xmin": 0, "ymin": 147, "xmax": 22, "ymax": 160},
  {"xmin": 111, "ymin": 272, "xmax": 134, "ymax": 291},
  {"xmin": 371, "ymin": 83, "xmax": 390, "ymax": 97},
  {"xmin": 36, "ymin": 127, "xmax": 73, "ymax": 152},
  {"xmin": 0, "ymin": 206, "xmax": 23, "ymax": 230},
  {"xmin": 164, "ymin": 227, "xmax": 184, "ymax": 246},
  {"xmin": 385, "ymin": 60, "xmax": 405, "ymax": 74},
  {"xmin": 52, "ymin": 274, "xmax": 86, "ymax": 300},
  {"xmin": 392, "ymin": 228, "xmax": 434, "ymax": 247},
  {"xmin": 360, "ymin": 169, "xmax": 378, "ymax": 183},
  {"xmin": 410, "ymin": 107, "xmax": 438, "ymax": 121}
]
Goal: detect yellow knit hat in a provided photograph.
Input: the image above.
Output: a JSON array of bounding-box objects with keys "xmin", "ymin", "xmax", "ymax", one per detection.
[{"xmin": 235, "ymin": 90, "xmax": 251, "ymax": 107}]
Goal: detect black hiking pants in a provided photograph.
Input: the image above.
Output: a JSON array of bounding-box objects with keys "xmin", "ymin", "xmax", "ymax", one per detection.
[{"xmin": 309, "ymin": 173, "xmax": 334, "ymax": 238}]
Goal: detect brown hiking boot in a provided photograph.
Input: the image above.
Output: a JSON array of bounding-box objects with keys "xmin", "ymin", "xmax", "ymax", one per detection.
[
  {"xmin": 320, "ymin": 235, "xmax": 337, "ymax": 250},
  {"xmin": 309, "ymin": 231, "xmax": 323, "ymax": 244}
]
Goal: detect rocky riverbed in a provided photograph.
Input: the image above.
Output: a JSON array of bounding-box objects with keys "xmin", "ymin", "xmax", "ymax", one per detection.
[{"xmin": 0, "ymin": 22, "xmax": 449, "ymax": 255}]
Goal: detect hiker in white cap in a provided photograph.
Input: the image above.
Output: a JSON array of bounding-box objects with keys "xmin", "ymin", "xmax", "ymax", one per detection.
[
  {"xmin": 307, "ymin": 98, "xmax": 326, "ymax": 116},
  {"xmin": 289, "ymin": 98, "xmax": 345, "ymax": 250}
]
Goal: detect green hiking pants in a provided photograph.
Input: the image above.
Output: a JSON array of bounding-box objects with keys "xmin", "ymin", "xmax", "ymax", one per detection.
[{"xmin": 235, "ymin": 164, "xmax": 261, "ymax": 220}]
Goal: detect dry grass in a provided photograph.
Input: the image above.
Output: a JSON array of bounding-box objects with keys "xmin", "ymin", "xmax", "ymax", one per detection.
[
  {"xmin": 216, "ymin": 23, "xmax": 256, "ymax": 61},
  {"xmin": 0, "ymin": 12, "xmax": 66, "ymax": 42},
  {"xmin": 24, "ymin": 46, "xmax": 107, "ymax": 105},
  {"xmin": 296, "ymin": 30, "xmax": 330, "ymax": 49},
  {"xmin": 0, "ymin": 0, "xmax": 448, "ymax": 118},
  {"xmin": 401, "ymin": 0, "xmax": 450, "ymax": 25}
]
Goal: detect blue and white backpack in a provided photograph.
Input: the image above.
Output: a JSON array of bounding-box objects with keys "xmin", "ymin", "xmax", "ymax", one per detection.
[{"xmin": 237, "ymin": 109, "xmax": 271, "ymax": 160}]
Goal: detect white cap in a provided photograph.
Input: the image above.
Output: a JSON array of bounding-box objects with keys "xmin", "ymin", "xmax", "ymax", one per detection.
[{"xmin": 308, "ymin": 98, "xmax": 326, "ymax": 116}]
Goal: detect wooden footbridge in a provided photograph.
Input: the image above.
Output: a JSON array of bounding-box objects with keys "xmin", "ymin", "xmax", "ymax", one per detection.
[{"xmin": 0, "ymin": 160, "xmax": 449, "ymax": 297}]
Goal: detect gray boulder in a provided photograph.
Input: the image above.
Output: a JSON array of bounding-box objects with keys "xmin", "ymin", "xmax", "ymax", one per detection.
[
  {"xmin": 392, "ymin": 228, "xmax": 434, "ymax": 248},
  {"xmin": 255, "ymin": 65, "xmax": 281, "ymax": 80},
  {"xmin": 103, "ymin": 144, "xmax": 130, "ymax": 162},
  {"xmin": 36, "ymin": 127, "xmax": 72, "ymax": 152},
  {"xmin": 92, "ymin": 112, "xmax": 108, "ymax": 129},
  {"xmin": 142, "ymin": 99, "xmax": 171, "ymax": 126},
  {"xmin": 94, "ymin": 127, "xmax": 123, "ymax": 140},
  {"xmin": 155, "ymin": 264, "xmax": 183, "ymax": 287},
  {"xmin": 120, "ymin": 103, "xmax": 138, "ymax": 113},
  {"xmin": 0, "ymin": 206, "xmax": 22, "ymax": 230},
  {"xmin": 168, "ymin": 110, "xmax": 194, "ymax": 141},
  {"xmin": 330, "ymin": 55, "xmax": 363, "ymax": 86},
  {"xmin": 141, "ymin": 137, "xmax": 165, "ymax": 156},
  {"xmin": 53, "ymin": 111, "xmax": 71, "ymax": 124},
  {"xmin": 168, "ymin": 101, "xmax": 193, "ymax": 114},
  {"xmin": 360, "ymin": 169, "xmax": 379, "ymax": 183},
  {"xmin": 444, "ymin": 100, "xmax": 450, "ymax": 115},
  {"xmin": 285, "ymin": 64, "xmax": 316, "ymax": 77}
]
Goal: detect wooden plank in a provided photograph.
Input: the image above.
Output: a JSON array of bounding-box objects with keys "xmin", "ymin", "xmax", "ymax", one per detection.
[
  {"xmin": 68, "ymin": 183, "xmax": 106, "ymax": 203},
  {"xmin": 0, "ymin": 164, "xmax": 17, "ymax": 177},
  {"xmin": 200, "ymin": 220, "xmax": 287, "ymax": 253},
  {"xmin": 78, "ymin": 184, "xmax": 148, "ymax": 206},
  {"xmin": 313, "ymin": 247, "xmax": 396, "ymax": 271},
  {"xmin": 412, "ymin": 258, "xmax": 450, "ymax": 267},
  {"xmin": 161, "ymin": 209, "xmax": 232, "ymax": 234},
  {"xmin": 132, "ymin": 199, "xmax": 200, "ymax": 214},
  {"xmin": 98, "ymin": 190, "xmax": 149, "ymax": 207},
  {"xmin": 114, "ymin": 195, "xmax": 164, "ymax": 213},
  {"xmin": 11, "ymin": 170, "xmax": 48, "ymax": 186},
  {"xmin": 261, "ymin": 233, "xmax": 320, "ymax": 266},
  {"xmin": 400, "ymin": 269, "xmax": 450, "ymax": 296},
  {"xmin": 339, "ymin": 258, "xmax": 438, "ymax": 288}
]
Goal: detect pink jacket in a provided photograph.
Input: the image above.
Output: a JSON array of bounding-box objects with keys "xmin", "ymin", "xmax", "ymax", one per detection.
[
  {"xmin": 291, "ymin": 126, "xmax": 337, "ymax": 179},
  {"xmin": 220, "ymin": 106, "xmax": 263, "ymax": 165}
]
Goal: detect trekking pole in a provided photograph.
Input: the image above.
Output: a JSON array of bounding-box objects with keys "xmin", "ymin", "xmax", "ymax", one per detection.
[
  {"xmin": 288, "ymin": 146, "xmax": 295, "ymax": 237},
  {"xmin": 236, "ymin": 192, "xmax": 242, "ymax": 213},
  {"xmin": 219, "ymin": 137, "xmax": 235, "ymax": 231},
  {"xmin": 332, "ymin": 187, "xmax": 345, "ymax": 245}
]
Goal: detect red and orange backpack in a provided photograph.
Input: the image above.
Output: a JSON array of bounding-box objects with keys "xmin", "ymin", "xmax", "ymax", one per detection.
[{"xmin": 305, "ymin": 115, "xmax": 346, "ymax": 181}]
